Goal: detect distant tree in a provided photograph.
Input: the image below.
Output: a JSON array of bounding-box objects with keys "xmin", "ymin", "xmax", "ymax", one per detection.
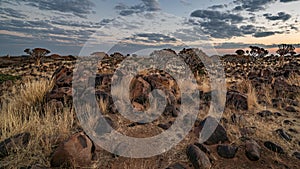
[
  {"xmin": 249, "ymin": 46, "xmax": 268, "ymax": 58},
  {"xmin": 24, "ymin": 48, "xmax": 50, "ymax": 66},
  {"xmin": 235, "ymin": 49, "xmax": 245, "ymax": 56},
  {"xmin": 276, "ymin": 44, "xmax": 295, "ymax": 65}
]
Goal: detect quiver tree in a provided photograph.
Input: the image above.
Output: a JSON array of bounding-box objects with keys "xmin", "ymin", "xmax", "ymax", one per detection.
[
  {"xmin": 24, "ymin": 48, "xmax": 50, "ymax": 66},
  {"xmin": 249, "ymin": 46, "xmax": 268, "ymax": 58},
  {"xmin": 235, "ymin": 49, "xmax": 245, "ymax": 56},
  {"xmin": 276, "ymin": 44, "xmax": 295, "ymax": 65}
]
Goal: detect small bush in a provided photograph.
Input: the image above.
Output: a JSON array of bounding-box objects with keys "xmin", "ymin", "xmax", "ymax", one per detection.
[{"xmin": 0, "ymin": 74, "xmax": 21, "ymax": 83}]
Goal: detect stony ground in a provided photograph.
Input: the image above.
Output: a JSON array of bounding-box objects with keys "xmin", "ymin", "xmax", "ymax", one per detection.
[{"xmin": 0, "ymin": 49, "xmax": 299, "ymax": 169}]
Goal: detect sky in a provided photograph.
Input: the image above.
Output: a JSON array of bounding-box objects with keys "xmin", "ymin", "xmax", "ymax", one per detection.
[{"xmin": 0, "ymin": 0, "xmax": 300, "ymax": 56}]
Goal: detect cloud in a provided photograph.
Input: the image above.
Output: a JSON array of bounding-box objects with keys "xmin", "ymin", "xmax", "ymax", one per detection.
[
  {"xmin": 171, "ymin": 28, "xmax": 208, "ymax": 42},
  {"xmin": 21, "ymin": 0, "xmax": 95, "ymax": 18},
  {"xmin": 280, "ymin": 0, "xmax": 299, "ymax": 2},
  {"xmin": 190, "ymin": 10, "xmax": 244, "ymax": 23},
  {"xmin": 189, "ymin": 10, "xmax": 246, "ymax": 38},
  {"xmin": 179, "ymin": 0, "xmax": 191, "ymax": 6},
  {"xmin": 0, "ymin": 19, "xmax": 95, "ymax": 44},
  {"xmin": 208, "ymin": 4, "xmax": 226, "ymax": 10},
  {"xmin": 263, "ymin": 12, "xmax": 292, "ymax": 21},
  {"xmin": 115, "ymin": 0, "xmax": 160, "ymax": 16},
  {"xmin": 253, "ymin": 31, "xmax": 282, "ymax": 37},
  {"xmin": 51, "ymin": 20, "xmax": 102, "ymax": 28},
  {"xmin": 0, "ymin": 7, "xmax": 27, "ymax": 19},
  {"xmin": 240, "ymin": 25, "xmax": 258, "ymax": 34},
  {"xmin": 233, "ymin": 0, "xmax": 275, "ymax": 12},
  {"xmin": 141, "ymin": 0, "xmax": 160, "ymax": 11},
  {"xmin": 124, "ymin": 33, "xmax": 177, "ymax": 43},
  {"xmin": 0, "ymin": 34, "xmax": 81, "ymax": 56}
]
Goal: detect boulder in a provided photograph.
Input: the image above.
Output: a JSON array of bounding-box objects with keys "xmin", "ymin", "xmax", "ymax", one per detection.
[
  {"xmin": 217, "ymin": 144, "xmax": 238, "ymax": 159},
  {"xmin": 263, "ymin": 141, "xmax": 284, "ymax": 154},
  {"xmin": 50, "ymin": 132, "xmax": 95, "ymax": 168},
  {"xmin": 186, "ymin": 144, "xmax": 211, "ymax": 169},
  {"xmin": 226, "ymin": 90, "xmax": 248, "ymax": 110},
  {"xmin": 245, "ymin": 139, "xmax": 261, "ymax": 161},
  {"xmin": 196, "ymin": 116, "xmax": 229, "ymax": 145}
]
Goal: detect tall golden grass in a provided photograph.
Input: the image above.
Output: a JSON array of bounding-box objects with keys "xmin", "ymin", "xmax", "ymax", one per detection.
[{"xmin": 0, "ymin": 79, "xmax": 74, "ymax": 168}]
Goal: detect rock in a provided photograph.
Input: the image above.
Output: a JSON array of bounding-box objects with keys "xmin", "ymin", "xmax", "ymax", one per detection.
[
  {"xmin": 245, "ymin": 139, "xmax": 261, "ymax": 161},
  {"xmin": 186, "ymin": 144, "xmax": 211, "ymax": 169},
  {"xmin": 275, "ymin": 129, "xmax": 292, "ymax": 141},
  {"xmin": 158, "ymin": 121, "xmax": 173, "ymax": 130},
  {"xmin": 196, "ymin": 116, "xmax": 229, "ymax": 145},
  {"xmin": 165, "ymin": 163, "xmax": 188, "ymax": 169},
  {"xmin": 217, "ymin": 144, "xmax": 238, "ymax": 159},
  {"xmin": 226, "ymin": 90, "xmax": 248, "ymax": 110},
  {"xmin": 285, "ymin": 106, "xmax": 297, "ymax": 113},
  {"xmin": 194, "ymin": 143, "xmax": 211, "ymax": 155},
  {"xmin": 51, "ymin": 66, "xmax": 73, "ymax": 88},
  {"xmin": 288, "ymin": 128, "xmax": 298, "ymax": 133},
  {"xmin": 0, "ymin": 132, "xmax": 30, "ymax": 159},
  {"xmin": 283, "ymin": 120, "xmax": 293, "ymax": 125},
  {"xmin": 292, "ymin": 152, "xmax": 300, "ymax": 160},
  {"xmin": 50, "ymin": 132, "xmax": 95, "ymax": 168},
  {"xmin": 130, "ymin": 76, "xmax": 151, "ymax": 105},
  {"xmin": 273, "ymin": 112, "xmax": 282, "ymax": 117},
  {"xmin": 239, "ymin": 127, "xmax": 256, "ymax": 137},
  {"xmin": 257, "ymin": 110, "xmax": 272, "ymax": 117},
  {"xmin": 263, "ymin": 141, "xmax": 284, "ymax": 154}
]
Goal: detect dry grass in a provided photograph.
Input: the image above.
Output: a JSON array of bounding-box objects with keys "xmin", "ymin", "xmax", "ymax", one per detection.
[
  {"xmin": 245, "ymin": 80, "xmax": 262, "ymax": 111},
  {"xmin": 0, "ymin": 79, "xmax": 74, "ymax": 168},
  {"xmin": 286, "ymin": 72, "xmax": 300, "ymax": 86}
]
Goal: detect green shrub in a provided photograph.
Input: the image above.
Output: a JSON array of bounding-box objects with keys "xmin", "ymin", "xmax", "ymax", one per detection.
[{"xmin": 0, "ymin": 74, "xmax": 21, "ymax": 83}]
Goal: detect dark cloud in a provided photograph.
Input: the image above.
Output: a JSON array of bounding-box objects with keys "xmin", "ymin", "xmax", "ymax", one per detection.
[
  {"xmin": 99, "ymin": 18, "xmax": 114, "ymax": 26},
  {"xmin": 263, "ymin": 12, "xmax": 291, "ymax": 21},
  {"xmin": 141, "ymin": 0, "xmax": 160, "ymax": 11},
  {"xmin": 189, "ymin": 10, "xmax": 246, "ymax": 38},
  {"xmin": 200, "ymin": 20, "xmax": 243, "ymax": 38},
  {"xmin": 240, "ymin": 25, "xmax": 258, "ymax": 34},
  {"xmin": 0, "ymin": 7, "xmax": 27, "ymax": 19},
  {"xmin": 0, "ymin": 19, "xmax": 94, "ymax": 43},
  {"xmin": 20, "ymin": 0, "xmax": 95, "ymax": 18},
  {"xmin": 191, "ymin": 10, "xmax": 244, "ymax": 23},
  {"xmin": 233, "ymin": 0, "xmax": 275, "ymax": 12},
  {"xmin": 115, "ymin": 0, "xmax": 160, "ymax": 16},
  {"xmin": 253, "ymin": 31, "xmax": 281, "ymax": 37},
  {"xmin": 208, "ymin": 4, "xmax": 226, "ymax": 10},
  {"xmin": 125, "ymin": 33, "xmax": 177, "ymax": 43},
  {"xmin": 280, "ymin": 0, "xmax": 299, "ymax": 2},
  {"xmin": 51, "ymin": 20, "xmax": 102, "ymax": 28},
  {"xmin": 171, "ymin": 28, "xmax": 208, "ymax": 42},
  {"xmin": 0, "ymin": 34, "xmax": 81, "ymax": 56}
]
